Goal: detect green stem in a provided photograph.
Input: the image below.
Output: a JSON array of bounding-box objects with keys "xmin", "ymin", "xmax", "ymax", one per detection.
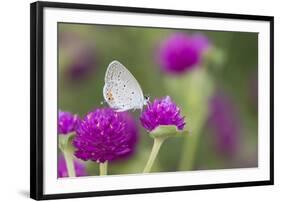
[
  {"xmin": 178, "ymin": 102, "xmax": 209, "ymax": 170},
  {"xmin": 179, "ymin": 128, "xmax": 202, "ymax": 170},
  {"xmin": 63, "ymin": 150, "xmax": 76, "ymax": 177},
  {"xmin": 99, "ymin": 161, "xmax": 108, "ymax": 176},
  {"xmin": 143, "ymin": 138, "xmax": 165, "ymax": 173},
  {"xmin": 163, "ymin": 69, "xmax": 213, "ymax": 171}
]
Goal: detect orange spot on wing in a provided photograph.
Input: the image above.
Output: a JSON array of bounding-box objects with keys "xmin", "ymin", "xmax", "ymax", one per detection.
[{"xmin": 107, "ymin": 89, "xmax": 114, "ymax": 101}]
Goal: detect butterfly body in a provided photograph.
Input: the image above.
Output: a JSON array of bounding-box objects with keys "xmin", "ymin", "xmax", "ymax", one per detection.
[{"xmin": 103, "ymin": 60, "xmax": 149, "ymax": 112}]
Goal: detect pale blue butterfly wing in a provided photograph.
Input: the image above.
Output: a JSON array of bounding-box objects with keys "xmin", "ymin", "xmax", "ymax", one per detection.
[{"xmin": 103, "ymin": 60, "xmax": 145, "ymax": 111}]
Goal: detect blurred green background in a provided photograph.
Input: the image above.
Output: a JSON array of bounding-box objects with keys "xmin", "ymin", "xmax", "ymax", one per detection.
[{"xmin": 58, "ymin": 22, "xmax": 258, "ymax": 176}]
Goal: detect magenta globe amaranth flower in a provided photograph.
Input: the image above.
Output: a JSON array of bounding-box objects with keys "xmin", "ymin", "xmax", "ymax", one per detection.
[
  {"xmin": 140, "ymin": 96, "xmax": 185, "ymax": 131},
  {"xmin": 141, "ymin": 96, "xmax": 187, "ymax": 173},
  {"xmin": 157, "ymin": 33, "xmax": 210, "ymax": 74},
  {"xmin": 58, "ymin": 155, "xmax": 87, "ymax": 178},
  {"xmin": 73, "ymin": 108, "xmax": 138, "ymax": 163},
  {"xmin": 208, "ymin": 92, "xmax": 240, "ymax": 156},
  {"xmin": 58, "ymin": 111, "xmax": 79, "ymax": 135}
]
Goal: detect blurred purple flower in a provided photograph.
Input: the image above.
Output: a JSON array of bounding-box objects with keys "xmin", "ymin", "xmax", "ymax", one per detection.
[
  {"xmin": 140, "ymin": 96, "xmax": 185, "ymax": 131},
  {"xmin": 67, "ymin": 48, "xmax": 96, "ymax": 81},
  {"xmin": 58, "ymin": 111, "xmax": 79, "ymax": 135},
  {"xmin": 208, "ymin": 92, "xmax": 240, "ymax": 156},
  {"xmin": 156, "ymin": 33, "xmax": 210, "ymax": 75},
  {"xmin": 59, "ymin": 31, "xmax": 97, "ymax": 82},
  {"xmin": 191, "ymin": 33, "xmax": 211, "ymax": 52},
  {"xmin": 73, "ymin": 108, "xmax": 138, "ymax": 163},
  {"xmin": 58, "ymin": 155, "xmax": 87, "ymax": 178}
]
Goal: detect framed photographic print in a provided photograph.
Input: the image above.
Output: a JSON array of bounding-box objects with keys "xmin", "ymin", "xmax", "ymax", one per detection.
[{"xmin": 30, "ymin": 1, "xmax": 274, "ymax": 200}]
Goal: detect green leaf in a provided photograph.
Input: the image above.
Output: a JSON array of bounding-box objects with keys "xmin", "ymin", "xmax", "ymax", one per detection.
[{"xmin": 149, "ymin": 125, "xmax": 190, "ymax": 140}]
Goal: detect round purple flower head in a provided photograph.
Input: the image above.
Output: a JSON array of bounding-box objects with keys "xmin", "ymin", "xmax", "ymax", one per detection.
[
  {"xmin": 140, "ymin": 96, "xmax": 185, "ymax": 131},
  {"xmin": 208, "ymin": 92, "xmax": 240, "ymax": 155},
  {"xmin": 157, "ymin": 33, "xmax": 210, "ymax": 74},
  {"xmin": 58, "ymin": 155, "xmax": 87, "ymax": 178},
  {"xmin": 58, "ymin": 111, "xmax": 79, "ymax": 135},
  {"xmin": 73, "ymin": 108, "xmax": 138, "ymax": 163}
]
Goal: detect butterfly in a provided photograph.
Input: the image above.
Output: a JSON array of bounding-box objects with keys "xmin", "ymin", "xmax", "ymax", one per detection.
[{"xmin": 103, "ymin": 60, "xmax": 149, "ymax": 112}]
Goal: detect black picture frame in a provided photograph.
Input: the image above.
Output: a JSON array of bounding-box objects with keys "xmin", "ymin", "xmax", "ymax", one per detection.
[{"xmin": 30, "ymin": 1, "xmax": 274, "ymax": 200}]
